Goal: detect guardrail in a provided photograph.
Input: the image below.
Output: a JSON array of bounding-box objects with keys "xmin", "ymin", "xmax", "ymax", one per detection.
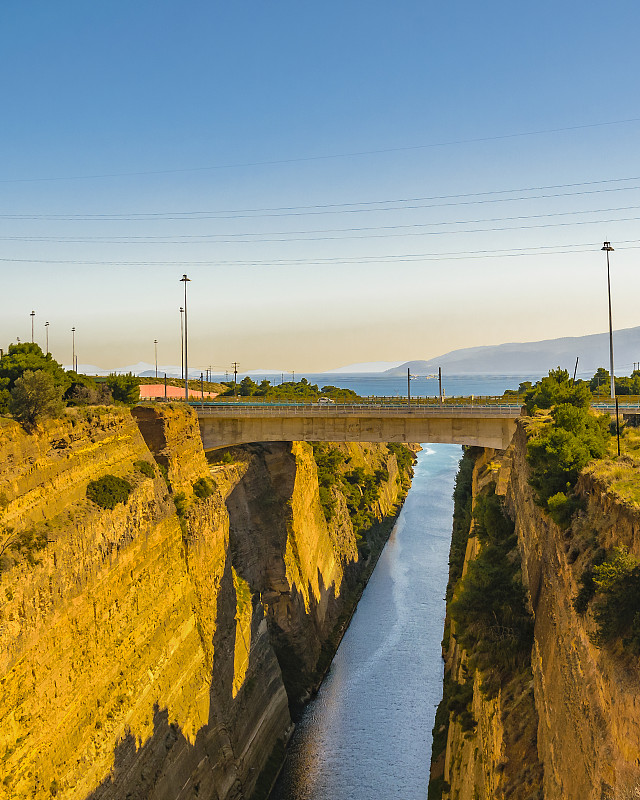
[
  {"xmin": 189, "ymin": 401, "xmax": 640, "ymax": 415},
  {"xmin": 193, "ymin": 403, "xmax": 523, "ymax": 417}
]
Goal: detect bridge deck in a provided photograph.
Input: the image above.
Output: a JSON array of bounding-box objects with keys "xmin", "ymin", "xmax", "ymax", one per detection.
[
  {"xmin": 188, "ymin": 400, "xmax": 634, "ymax": 450},
  {"xmin": 195, "ymin": 403, "xmax": 522, "ymax": 450}
]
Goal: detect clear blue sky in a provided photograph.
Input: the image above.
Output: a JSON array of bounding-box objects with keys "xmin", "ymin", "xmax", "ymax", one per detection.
[{"xmin": 2, "ymin": 1, "xmax": 640, "ymax": 372}]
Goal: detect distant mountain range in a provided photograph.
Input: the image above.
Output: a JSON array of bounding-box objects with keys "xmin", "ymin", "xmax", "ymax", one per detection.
[
  {"xmin": 383, "ymin": 326, "xmax": 640, "ymax": 378},
  {"xmin": 71, "ymin": 326, "xmax": 640, "ymax": 379}
]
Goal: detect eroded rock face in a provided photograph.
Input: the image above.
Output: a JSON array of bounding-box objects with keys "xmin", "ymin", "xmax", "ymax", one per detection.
[
  {"xmin": 0, "ymin": 405, "xmax": 406, "ymax": 800},
  {"xmin": 505, "ymin": 424, "xmax": 640, "ymax": 800},
  {"xmin": 436, "ymin": 425, "xmax": 640, "ymax": 800}
]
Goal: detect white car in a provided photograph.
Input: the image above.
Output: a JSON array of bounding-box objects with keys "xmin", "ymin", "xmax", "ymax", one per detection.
[{"xmin": 317, "ymin": 396, "xmax": 335, "ymax": 404}]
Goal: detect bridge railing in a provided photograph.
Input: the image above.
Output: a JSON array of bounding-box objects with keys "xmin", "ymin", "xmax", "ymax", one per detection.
[{"xmin": 193, "ymin": 402, "xmax": 523, "ymax": 417}]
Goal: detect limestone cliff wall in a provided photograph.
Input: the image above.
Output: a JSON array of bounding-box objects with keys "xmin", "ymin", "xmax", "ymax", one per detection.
[
  {"xmin": 0, "ymin": 405, "xmax": 406, "ymax": 800},
  {"xmin": 505, "ymin": 423, "xmax": 640, "ymax": 799},
  {"xmin": 433, "ymin": 424, "xmax": 640, "ymax": 800}
]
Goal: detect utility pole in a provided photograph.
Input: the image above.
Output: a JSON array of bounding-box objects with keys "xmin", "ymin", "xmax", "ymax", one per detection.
[
  {"xmin": 180, "ymin": 307, "xmax": 184, "ymax": 381},
  {"xmin": 30, "ymin": 310, "xmax": 35, "ymax": 343},
  {"xmin": 180, "ymin": 275, "xmax": 190, "ymax": 400},
  {"xmin": 407, "ymin": 368, "xmax": 411, "ymax": 407},
  {"xmin": 438, "ymin": 367, "xmax": 443, "ymax": 405},
  {"xmin": 45, "ymin": 321, "xmax": 49, "ymax": 355},
  {"xmin": 154, "ymin": 339, "xmax": 158, "ymax": 379},
  {"xmin": 233, "ymin": 362, "xmax": 239, "ymax": 396},
  {"xmin": 200, "ymin": 372, "xmax": 204, "ymax": 409},
  {"xmin": 72, "ymin": 327, "xmax": 75, "ymax": 371},
  {"xmin": 572, "ymin": 357, "xmax": 579, "ymax": 385},
  {"xmin": 292, "ymin": 370, "xmax": 295, "ymax": 383}
]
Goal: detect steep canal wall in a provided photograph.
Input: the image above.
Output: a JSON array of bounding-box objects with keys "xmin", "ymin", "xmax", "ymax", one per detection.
[
  {"xmin": 431, "ymin": 422, "xmax": 640, "ymax": 800},
  {"xmin": 0, "ymin": 404, "xmax": 413, "ymax": 800}
]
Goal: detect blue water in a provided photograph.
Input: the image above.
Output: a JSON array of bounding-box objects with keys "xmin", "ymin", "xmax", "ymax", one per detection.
[
  {"xmin": 270, "ymin": 444, "xmax": 462, "ymax": 800},
  {"xmin": 210, "ymin": 373, "xmax": 538, "ymax": 398}
]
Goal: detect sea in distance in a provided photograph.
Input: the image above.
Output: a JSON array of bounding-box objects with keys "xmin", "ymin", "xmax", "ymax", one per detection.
[{"xmin": 210, "ymin": 373, "xmax": 542, "ymax": 399}]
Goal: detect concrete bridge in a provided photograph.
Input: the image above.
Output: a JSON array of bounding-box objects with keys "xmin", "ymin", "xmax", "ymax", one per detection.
[{"xmin": 195, "ymin": 403, "xmax": 522, "ymax": 451}]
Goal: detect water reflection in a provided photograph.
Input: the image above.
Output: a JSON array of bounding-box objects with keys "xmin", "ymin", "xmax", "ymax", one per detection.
[{"xmin": 270, "ymin": 444, "xmax": 460, "ymax": 800}]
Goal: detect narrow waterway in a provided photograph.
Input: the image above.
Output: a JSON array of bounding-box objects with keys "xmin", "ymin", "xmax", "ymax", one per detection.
[{"xmin": 271, "ymin": 443, "xmax": 461, "ymax": 800}]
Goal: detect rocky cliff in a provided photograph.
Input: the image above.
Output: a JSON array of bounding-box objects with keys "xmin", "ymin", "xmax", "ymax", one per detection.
[
  {"xmin": 431, "ymin": 421, "xmax": 640, "ymax": 800},
  {"xmin": 0, "ymin": 404, "xmax": 408, "ymax": 800}
]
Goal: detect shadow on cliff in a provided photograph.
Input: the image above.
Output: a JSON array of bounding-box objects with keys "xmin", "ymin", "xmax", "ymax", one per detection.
[
  {"xmin": 223, "ymin": 443, "xmax": 349, "ymax": 717},
  {"xmin": 80, "ymin": 441, "xmax": 358, "ymax": 799},
  {"xmin": 82, "ymin": 534, "xmax": 290, "ymax": 800}
]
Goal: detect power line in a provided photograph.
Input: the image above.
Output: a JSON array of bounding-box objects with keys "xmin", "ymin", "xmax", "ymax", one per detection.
[
  {"xmin": 4, "ymin": 204, "xmax": 640, "ymax": 243},
  {"xmin": 3, "ymin": 176, "xmax": 640, "ymax": 220},
  {"xmin": 2, "ymin": 240, "xmax": 640, "ymax": 267},
  {"xmin": 4, "ymin": 215, "xmax": 640, "ymax": 245},
  {"xmin": 1, "ymin": 117, "xmax": 639, "ymax": 184}
]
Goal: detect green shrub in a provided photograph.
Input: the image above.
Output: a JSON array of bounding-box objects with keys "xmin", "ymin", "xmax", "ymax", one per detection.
[
  {"xmin": 450, "ymin": 485, "xmax": 533, "ymax": 693},
  {"xmin": 64, "ymin": 373, "xmax": 112, "ymax": 406},
  {"xmin": 573, "ymin": 548, "xmax": 606, "ymax": 614},
  {"xmin": 526, "ymin": 371, "xmax": 610, "ymax": 527},
  {"xmin": 193, "ymin": 477, "xmax": 214, "ymax": 499},
  {"xmin": 546, "ymin": 492, "xmax": 584, "ymax": 527},
  {"xmin": 0, "ymin": 525, "xmax": 48, "ymax": 574},
  {"xmin": 446, "ymin": 448, "xmax": 478, "ymax": 600},
  {"xmin": 447, "ymin": 678, "xmax": 476, "ymax": 731},
  {"xmin": 524, "ymin": 368, "xmax": 591, "ymax": 414},
  {"xmin": 86, "ymin": 475, "xmax": 132, "ymax": 509},
  {"xmin": 134, "ymin": 460, "xmax": 155, "ymax": 478},
  {"xmin": 173, "ymin": 491, "xmax": 188, "ymax": 517},
  {"xmin": 591, "ymin": 547, "xmax": 640, "ymax": 651},
  {"xmin": 106, "ymin": 373, "xmax": 139, "ymax": 404},
  {"xmin": 9, "ymin": 369, "xmax": 65, "ymax": 426},
  {"xmin": 0, "ymin": 343, "xmax": 68, "ymax": 414},
  {"xmin": 374, "ymin": 466, "xmax": 390, "ymax": 483},
  {"xmin": 387, "ymin": 442, "xmax": 415, "ymax": 474}
]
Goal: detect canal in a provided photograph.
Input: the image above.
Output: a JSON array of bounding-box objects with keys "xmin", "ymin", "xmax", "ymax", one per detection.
[{"xmin": 270, "ymin": 443, "xmax": 461, "ymax": 800}]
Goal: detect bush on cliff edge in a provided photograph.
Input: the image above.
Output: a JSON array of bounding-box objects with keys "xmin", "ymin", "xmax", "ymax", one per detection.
[{"xmin": 525, "ymin": 370, "xmax": 609, "ymax": 527}]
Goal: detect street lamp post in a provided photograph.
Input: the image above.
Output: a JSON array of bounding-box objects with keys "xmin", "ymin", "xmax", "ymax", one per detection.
[
  {"xmin": 602, "ymin": 241, "xmax": 620, "ymax": 456},
  {"xmin": 179, "ymin": 307, "xmax": 184, "ymax": 381},
  {"xmin": 180, "ymin": 276, "xmax": 191, "ymax": 400},
  {"xmin": 602, "ymin": 241, "xmax": 615, "ymax": 400},
  {"xmin": 45, "ymin": 321, "xmax": 49, "ymax": 355},
  {"xmin": 71, "ymin": 327, "xmax": 75, "ymax": 371},
  {"xmin": 154, "ymin": 339, "xmax": 158, "ymax": 379},
  {"xmin": 30, "ymin": 311, "xmax": 35, "ymax": 343}
]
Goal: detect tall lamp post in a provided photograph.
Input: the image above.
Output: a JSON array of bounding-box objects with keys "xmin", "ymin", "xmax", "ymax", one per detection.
[
  {"xmin": 154, "ymin": 339, "xmax": 158, "ymax": 379},
  {"xmin": 30, "ymin": 310, "xmax": 35, "ymax": 343},
  {"xmin": 45, "ymin": 321, "xmax": 49, "ymax": 355},
  {"xmin": 71, "ymin": 327, "xmax": 76, "ymax": 371},
  {"xmin": 602, "ymin": 241, "xmax": 620, "ymax": 456},
  {"xmin": 180, "ymin": 307, "xmax": 184, "ymax": 381},
  {"xmin": 180, "ymin": 275, "xmax": 191, "ymax": 400}
]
